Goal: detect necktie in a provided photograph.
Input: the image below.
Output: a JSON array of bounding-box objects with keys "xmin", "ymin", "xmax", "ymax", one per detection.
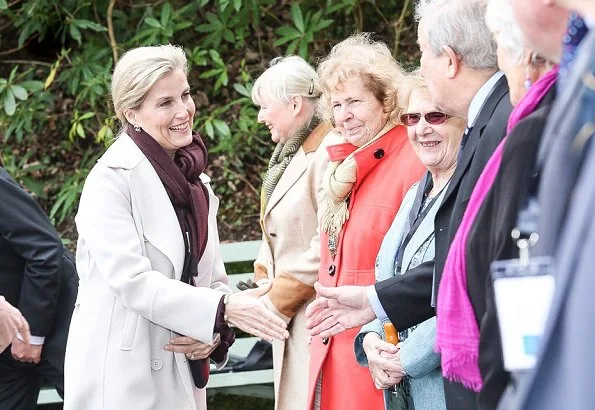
[{"xmin": 457, "ymin": 125, "xmax": 473, "ymax": 163}]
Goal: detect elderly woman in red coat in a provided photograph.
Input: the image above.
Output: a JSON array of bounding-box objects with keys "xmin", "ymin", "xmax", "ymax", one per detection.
[{"xmin": 307, "ymin": 33, "xmax": 426, "ymax": 410}]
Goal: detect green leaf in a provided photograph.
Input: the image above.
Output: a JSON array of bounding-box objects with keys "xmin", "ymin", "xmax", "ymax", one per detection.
[
  {"xmin": 76, "ymin": 123, "xmax": 85, "ymax": 138},
  {"xmin": 73, "ymin": 19, "xmax": 107, "ymax": 32},
  {"xmin": 314, "ymin": 18, "xmax": 333, "ymax": 32},
  {"xmin": 233, "ymin": 0, "xmax": 242, "ymax": 12},
  {"xmin": 213, "ymin": 119, "xmax": 231, "ymax": 138},
  {"xmin": 69, "ymin": 24, "xmax": 82, "ymax": 44},
  {"xmin": 291, "ymin": 3, "xmax": 305, "ymax": 33},
  {"xmin": 223, "ymin": 29, "xmax": 234, "ymax": 43},
  {"xmin": 0, "ymin": 0, "xmax": 7, "ymax": 10},
  {"xmin": 19, "ymin": 81, "xmax": 44, "ymax": 92},
  {"xmin": 3, "ymin": 90, "xmax": 16, "ymax": 116},
  {"xmin": 286, "ymin": 38, "xmax": 299, "ymax": 55},
  {"xmin": 174, "ymin": 21, "xmax": 193, "ymax": 30},
  {"xmin": 233, "ymin": 83, "xmax": 251, "ymax": 98},
  {"xmin": 161, "ymin": 2, "xmax": 172, "ymax": 26},
  {"xmin": 275, "ymin": 25, "xmax": 302, "ymax": 38},
  {"xmin": 79, "ymin": 112, "xmax": 95, "ymax": 120},
  {"xmin": 199, "ymin": 69, "xmax": 222, "ymax": 79},
  {"xmin": 10, "ymin": 85, "xmax": 27, "ymax": 101},
  {"xmin": 196, "ymin": 23, "xmax": 217, "ymax": 33},
  {"xmin": 144, "ymin": 17, "xmax": 162, "ymax": 28},
  {"xmin": 204, "ymin": 120, "xmax": 214, "ymax": 138}
]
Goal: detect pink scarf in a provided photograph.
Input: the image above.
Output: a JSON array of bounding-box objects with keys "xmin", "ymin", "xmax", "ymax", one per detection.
[{"xmin": 435, "ymin": 67, "xmax": 559, "ymax": 391}]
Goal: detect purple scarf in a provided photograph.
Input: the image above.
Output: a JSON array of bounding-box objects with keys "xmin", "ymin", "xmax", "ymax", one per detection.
[{"xmin": 435, "ymin": 67, "xmax": 559, "ymax": 391}]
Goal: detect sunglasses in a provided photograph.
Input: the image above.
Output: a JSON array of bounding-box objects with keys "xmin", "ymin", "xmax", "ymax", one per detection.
[{"xmin": 400, "ymin": 111, "xmax": 452, "ymax": 126}]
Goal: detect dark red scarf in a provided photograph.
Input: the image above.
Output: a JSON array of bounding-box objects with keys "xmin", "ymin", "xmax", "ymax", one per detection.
[{"xmin": 128, "ymin": 125, "xmax": 210, "ymax": 284}]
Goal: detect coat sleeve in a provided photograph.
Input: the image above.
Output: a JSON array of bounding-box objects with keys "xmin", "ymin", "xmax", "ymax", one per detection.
[
  {"xmin": 262, "ymin": 143, "xmax": 330, "ymax": 323},
  {"xmin": 399, "ymin": 316, "xmax": 441, "ymax": 379},
  {"xmin": 375, "ymin": 261, "xmax": 436, "ymax": 330},
  {"xmin": 0, "ymin": 169, "xmax": 62, "ymax": 337},
  {"xmin": 353, "ymin": 318, "xmax": 384, "ymax": 367},
  {"xmin": 76, "ymin": 165, "xmax": 224, "ymax": 344}
]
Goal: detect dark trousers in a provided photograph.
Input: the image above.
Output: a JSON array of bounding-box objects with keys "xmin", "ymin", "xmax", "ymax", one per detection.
[
  {"xmin": 0, "ymin": 348, "xmax": 63, "ymax": 410},
  {"xmin": 444, "ymin": 378, "xmax": 479, "ymax": 410}
]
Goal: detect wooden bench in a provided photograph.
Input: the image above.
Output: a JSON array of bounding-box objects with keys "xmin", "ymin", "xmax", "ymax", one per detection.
[{"xmin": 38, "ymin": 240, "xmax": 273, "ymax": 405}]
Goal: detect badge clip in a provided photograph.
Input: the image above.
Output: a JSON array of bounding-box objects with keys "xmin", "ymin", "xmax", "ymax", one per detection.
[{"xmin": 511, "ymin": 228, "xmax": 539, "ymax": 267}]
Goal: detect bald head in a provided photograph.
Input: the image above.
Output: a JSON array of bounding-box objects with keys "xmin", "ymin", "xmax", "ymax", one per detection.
[{"xmin": 510, "ymin": 0, "xmax": 569, "ymax": 62}]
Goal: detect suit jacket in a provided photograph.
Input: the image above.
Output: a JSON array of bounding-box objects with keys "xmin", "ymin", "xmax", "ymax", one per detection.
[
  {"xmin": 375, "ymin": 76, "xmax": 511, "ymax": 409},
  {"xmin": 0, "ymin": 167, "xmax": 77, "ymax": 372},
  {"xmin": 512, "ymin": 30, "xmax": 595, "ymax": 410},
  {"xmin": 64, "ymin": 133, "xmax": 231, "ymax": 410},
  {"xmin": 355, "ymin": 179, "xmax": 447, "ymax": 410},
  {"xmin": 464, "ymin": 87, "xmax": 556, "ymax": 409},
  {"xmin": 253, "ymin": 122, "xmax": 334, "ymax": 410}
]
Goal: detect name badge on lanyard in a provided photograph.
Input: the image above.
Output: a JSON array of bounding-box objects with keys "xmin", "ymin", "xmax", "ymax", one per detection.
[{"xmin": 490, "ymin": 228, "xmax": 555, "ymax": 372}]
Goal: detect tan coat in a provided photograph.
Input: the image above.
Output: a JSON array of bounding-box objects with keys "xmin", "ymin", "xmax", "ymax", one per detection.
[{"xmin": 254, "ymin": 123, "xmax": 336, "ymax": 410}]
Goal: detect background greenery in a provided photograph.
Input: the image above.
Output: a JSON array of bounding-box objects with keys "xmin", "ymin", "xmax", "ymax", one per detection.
[{"xmin": 0, "ymin": 0, "xmax": 419, "ymax": 244}]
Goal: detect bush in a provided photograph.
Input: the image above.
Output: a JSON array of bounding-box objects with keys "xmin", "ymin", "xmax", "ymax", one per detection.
[{"xmin": 0, "ymin": 0, "xmax": 419, "ymax": 242}]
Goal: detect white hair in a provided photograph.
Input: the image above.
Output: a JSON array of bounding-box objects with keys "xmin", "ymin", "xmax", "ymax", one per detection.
[
  {"xmin": 111, "ymin": 44, "xmax": 188, "ymax": 127},
  {"xmin": 415, "ymin": 0, "xmax": 498, "ymax": 70},
  {"xmin": 251, "ymin": 56, "xmax": 320, "ymax": 106},
  {"xmin": 485, "ymin": 0, "xmax": 525, "ymax": 64}
]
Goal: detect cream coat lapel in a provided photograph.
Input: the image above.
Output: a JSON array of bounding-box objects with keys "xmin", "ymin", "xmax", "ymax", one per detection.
[
  {"xmin": 101, "ymin": 133, "xmax": 185, "ymax": 279},
  {"xmin": 264, "ymin": 148, "xmax": 307, "ymax": 218}
]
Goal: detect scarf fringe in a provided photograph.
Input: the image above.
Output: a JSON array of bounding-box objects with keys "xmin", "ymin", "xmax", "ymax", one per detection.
[{"xmin": 439, "ymin": 350, "xmax": 483, "ymax": 392}]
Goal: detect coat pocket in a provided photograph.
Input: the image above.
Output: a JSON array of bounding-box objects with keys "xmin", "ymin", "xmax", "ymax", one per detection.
[{"xmin": 119, "ymin": 309, "xmax": 140, "ymax": 351}]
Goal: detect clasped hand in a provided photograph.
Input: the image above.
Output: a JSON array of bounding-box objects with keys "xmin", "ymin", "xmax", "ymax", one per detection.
[{"xmin": 363, "ymin": 332, "xmax": 406, "ymax": 390}]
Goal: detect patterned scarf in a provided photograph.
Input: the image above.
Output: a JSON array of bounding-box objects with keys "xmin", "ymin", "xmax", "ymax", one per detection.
[{"xmin": 261, "ymin": 117, "xmax": 320, "ymax": 207}]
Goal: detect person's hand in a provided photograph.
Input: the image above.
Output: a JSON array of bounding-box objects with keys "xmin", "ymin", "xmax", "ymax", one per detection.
[
  {"xmin": 0, "ymin": 297, "xmax": 30, "ymax": 353},
  {"xmin": 163, "ymin": 334, "xmax": 221, "ymax": 360},
  {"xmin": 11, "ymin": 337, "xmax": 42, "ymax": 364},
  {"xmin": 363, "ymin": 333, "xmax": 405, "ymax": 390},
  {"xmin": 226, "ymin": 283, "xmax": 289, "ymax": 342},
  {"xmin": 305, "ymin": 282, "xmax": 375, "ymax": 338}
]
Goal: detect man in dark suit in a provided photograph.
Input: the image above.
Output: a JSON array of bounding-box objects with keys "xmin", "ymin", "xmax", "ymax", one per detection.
[
  {"xmin": 0, "ymin": 166, "xmax": 78, "ymax": 409},
  {"xmin": 306, "ymin": 0, "xmax": 511, "ymax": 408}
]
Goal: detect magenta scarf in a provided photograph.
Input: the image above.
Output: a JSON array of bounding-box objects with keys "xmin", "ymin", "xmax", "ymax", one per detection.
[{"xmin": 435, "ymin": 67, "xmax": 559, "ymax": 391}]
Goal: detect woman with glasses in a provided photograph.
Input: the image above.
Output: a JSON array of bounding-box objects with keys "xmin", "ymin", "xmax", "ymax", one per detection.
[{"xmin": 353, "ymin": 70, "xmax": 466, "ymax": 410}]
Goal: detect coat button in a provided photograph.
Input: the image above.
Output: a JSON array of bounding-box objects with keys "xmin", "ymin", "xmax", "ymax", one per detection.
[
  {"xmin": 151, "ymin": 358, "xmax": 163, "ymax": 370},
  {"xmin": 270, "ymin": 233, "xmax": 277, "ymax": 237},
  {"xmin": 373, "ymin": 148, "xmax": 385, "ymax": 159},
  {"xmin": 328, "ymin": 264, "xmax": 336, "ymax": 276},
  {"xmin": 322, "ymin": 337, "xmax": 329, "ymax": 345}
]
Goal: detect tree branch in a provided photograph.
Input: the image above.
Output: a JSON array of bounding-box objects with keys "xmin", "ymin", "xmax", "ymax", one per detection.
[{"xmin": 107, "ymin": 0, "xmax": 119, "ymax": 63}]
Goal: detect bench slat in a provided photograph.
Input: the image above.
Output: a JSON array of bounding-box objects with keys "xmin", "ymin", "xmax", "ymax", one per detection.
[{"xmin": 220, "ymin": 240, "xmax": 262, "ymax": 263}]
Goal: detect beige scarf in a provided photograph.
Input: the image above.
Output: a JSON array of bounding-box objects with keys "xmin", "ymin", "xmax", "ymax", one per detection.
[{"xmin": 320, "ymin": 121, "xmax": 395, "ymax": 244}]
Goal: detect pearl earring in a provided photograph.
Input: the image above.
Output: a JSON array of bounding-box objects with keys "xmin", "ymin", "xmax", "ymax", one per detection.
[{"xmin": 134, "ymin": 124, "xmax": 141, "ymax": 132}]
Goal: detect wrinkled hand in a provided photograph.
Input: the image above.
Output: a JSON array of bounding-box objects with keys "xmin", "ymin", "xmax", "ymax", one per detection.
[
  {"xmin": 305, "ymin": 282, "xmax": 375, "ymax": 339},
  {"xmin": 226, "ymin": 282, "xmax": 289, "ymax": 342},
  {"xmin": 0, "ymin": 297, "xmax": 30, "ymax": 353},
  {"xmin": 11, "ymin": 337, "xmax": 42, "ymax": 364},
  {"xmin": 363, "ymin": 333, "xmax": 405, "ymax": 390},
  {"xmin": 163, "ymin": 334, "xmax": 221, "ymax": 360}
]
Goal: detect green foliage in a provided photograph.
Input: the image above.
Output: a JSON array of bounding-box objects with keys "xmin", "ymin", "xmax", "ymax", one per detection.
[{"xmin": 0, "ymin": 0, "xmax": 418, "ymax": 240}]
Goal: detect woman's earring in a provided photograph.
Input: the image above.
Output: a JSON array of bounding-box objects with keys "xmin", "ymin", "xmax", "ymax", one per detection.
[
  {"xmin": 524, "ymin": 72, "xmax": 533, "ymax": 90},
  {"xmin": 134, "ymin": 124, "xmax": 141, "ymax": 132}
]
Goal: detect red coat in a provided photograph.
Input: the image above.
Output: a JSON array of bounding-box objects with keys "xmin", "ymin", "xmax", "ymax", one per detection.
[{"xmin": 307, "ymin": 125, "xmax": 426, "ymax": 410}]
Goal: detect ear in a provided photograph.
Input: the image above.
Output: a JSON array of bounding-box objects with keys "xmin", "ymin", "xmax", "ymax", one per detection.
[
  {"xmin": 442, "ymin": 45, "xmax": 460, "ymax": 79},
  {"xmin": 124, "ymin": 109, "xmax": 137, "ymax": 126},
  {"xmin": 522, "ymin": 48, "xmax": 534, "ymax": 66},
  {"xmin": 290, "ymin": 95, "xmax": 303, "ymax": 117}
]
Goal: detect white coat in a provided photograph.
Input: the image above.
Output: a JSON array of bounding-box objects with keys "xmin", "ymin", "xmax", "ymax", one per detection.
[{"xmin": 64, "ymin": 133, "xmax": 231, "ymax": 410}]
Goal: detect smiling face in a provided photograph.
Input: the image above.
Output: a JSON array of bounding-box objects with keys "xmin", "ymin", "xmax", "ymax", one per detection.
[
  {"xmin": 330, "ymin": 76, "xmax": 389, "ymax": 147},
  {"xmin": 256, "ymin": 90, "xmax": 299, "ymax": 144},
  {"xmin": 127, "ymin": 68, "xmax": 195, "ymax": 155},
  {"xmin": 405, "ymin": 88, "xmax": 466, "ymax": 174}
]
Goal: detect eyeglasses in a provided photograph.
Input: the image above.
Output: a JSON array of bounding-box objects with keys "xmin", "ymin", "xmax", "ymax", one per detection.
[{"xmin": 400, "ymin": 111, "xmax": 452, "ymax": 126}]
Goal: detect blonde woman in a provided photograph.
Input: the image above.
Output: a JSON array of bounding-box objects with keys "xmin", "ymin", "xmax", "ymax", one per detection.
[
  {"xmin": 307, "ymin": 34, "xmax": 426, "ymax": 410},
  {"xmin": 248, "ymin": 56, "xmax": 334, "ymax": 410}
]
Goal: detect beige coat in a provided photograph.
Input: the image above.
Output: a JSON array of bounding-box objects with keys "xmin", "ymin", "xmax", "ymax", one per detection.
[
  {"xmin": 64, "ymin": 133, "xmax": 231, "ymax": 410},
  {"xmin": 254, "ymin": 123, "xmax": 336, "ymax": 410}
]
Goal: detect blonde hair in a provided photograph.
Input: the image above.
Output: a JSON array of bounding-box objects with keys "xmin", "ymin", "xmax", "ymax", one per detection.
[
  {"xmin": 317, "ymin": 33, "xmax": 407, "ymax": 124},
  {"xmin": 251, "ymin": 55, "xmax": 321, "ymax": 107},
  {"xmin": 399, "ymin": 69, "xmax": 428, "ymax": 110},
  {"xmin": 111, "ymin": 44, "xmax": 188, "ymax": 127}
]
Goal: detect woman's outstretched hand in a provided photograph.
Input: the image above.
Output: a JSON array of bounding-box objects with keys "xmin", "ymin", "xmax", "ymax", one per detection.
[{"xmin": 226, "ymin": 283, "xmax": 289, "ymax": 342}]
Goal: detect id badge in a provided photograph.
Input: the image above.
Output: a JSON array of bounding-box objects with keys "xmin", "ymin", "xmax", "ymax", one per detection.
[{"xmin": 490, "ymin": 256, "xmax": 555, "ymax": 372}]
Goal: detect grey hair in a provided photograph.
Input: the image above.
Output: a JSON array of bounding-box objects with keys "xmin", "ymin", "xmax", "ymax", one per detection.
[
  {"xmin": 415, "ymin": 0, "xmax": 498, "ymax": 70},
  {"xmin": 485, "ymin": 0, "xmax": 525, "ymax": 65},
  {"xmin": 398, "ymin": 68, "xmax": 427, "ymax": 110},
  {"xmin": 111, "ymin": 44, "xmax": 188, "ymax": 127},
  {"xmin": 251, "ymin": 55, "xmax": 321, "ymax": 106}
]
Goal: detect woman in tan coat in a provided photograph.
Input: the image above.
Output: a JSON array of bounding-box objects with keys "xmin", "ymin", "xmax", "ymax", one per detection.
[{"xmin": 248, "ymin": 56, "xmax": 334, "ymax": 410}]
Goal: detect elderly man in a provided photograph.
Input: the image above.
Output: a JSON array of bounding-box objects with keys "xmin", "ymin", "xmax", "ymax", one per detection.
[
  {"xmin": 504, "ymin": 0, "xmax": 594, "ymax": 409},
  {"xmin": 0, "ymin": 166, "xmax": 78, "ymax": 409},
  {"xmin": 306, "ymin": 0, "xmax": 511, "ymax": 408}
]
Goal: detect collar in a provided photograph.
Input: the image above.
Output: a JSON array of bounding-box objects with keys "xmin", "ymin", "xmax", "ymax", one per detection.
[{"xmin": 467, "ymin": 71, "xmax": 504, "ymax": 128}]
